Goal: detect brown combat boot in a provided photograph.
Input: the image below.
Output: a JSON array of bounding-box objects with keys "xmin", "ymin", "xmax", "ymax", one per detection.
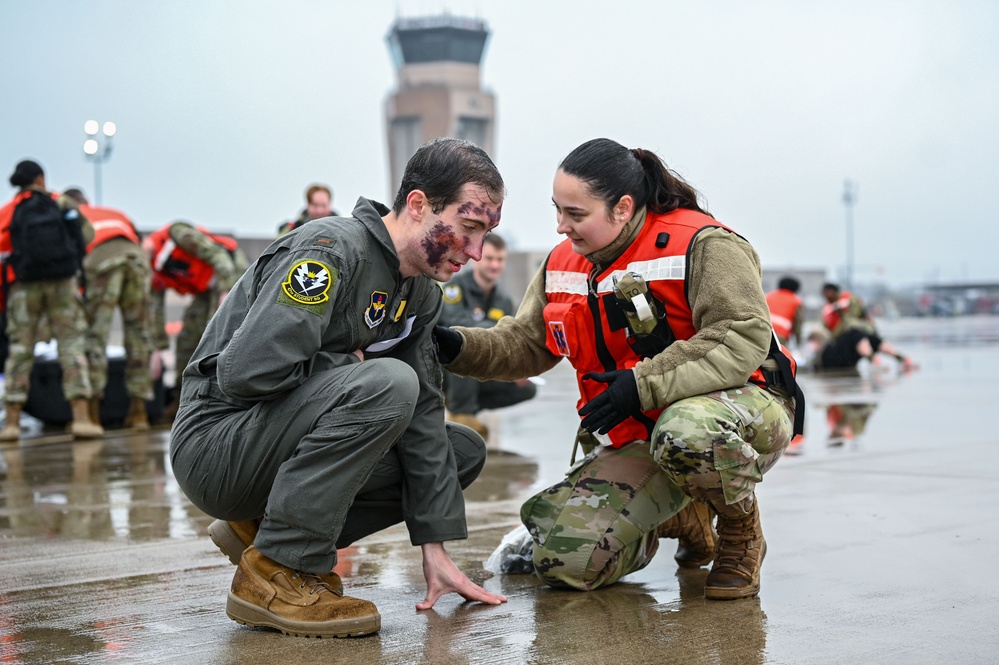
[
  {"xmin": 209, "ymin": 518, "xmax": 261, "ymax": 565},
  {"xmin": 69, "ymin": 399, "xmax": 105, "ymax": 439},
  {"xmin": 657, "ymin": 500, "xmax": 717, "ymax": 568},
  {"xmin": 0, "ymin": 403, "xmax": 22, "ymax": 442},
  {"xmin": 227, "ymin": 546, "xmax": 380, "ymax": 638},
  {"xmin": 447, "ymin": 412, "xmax": 489, "ymax": 438},
  {"xmin": 704, "ymin": 500, "xmax": 766, "ymax": 600},
  {"xmin": 126, "ymin": 397, "xmax": 150, "ymax": 430}
]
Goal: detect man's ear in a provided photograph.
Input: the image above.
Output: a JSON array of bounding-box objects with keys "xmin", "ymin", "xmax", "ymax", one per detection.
[{"xmin": 406, "ymin": 190, "xmax": 429, "ymax": 221}]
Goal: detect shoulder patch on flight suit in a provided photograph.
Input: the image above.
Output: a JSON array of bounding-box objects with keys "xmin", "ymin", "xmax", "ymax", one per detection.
[
  {"xmin": 443, "ymin": 284, "xmax": 462, "ymax": 304},
  {"xmin": 278, "ymin": 260, "xmax": 337, "ymax": 315}
]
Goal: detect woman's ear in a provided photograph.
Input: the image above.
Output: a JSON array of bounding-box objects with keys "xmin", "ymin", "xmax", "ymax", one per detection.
[{"xmin": 613, "ymin": 194, "xmax": 635, "ymax": 222}]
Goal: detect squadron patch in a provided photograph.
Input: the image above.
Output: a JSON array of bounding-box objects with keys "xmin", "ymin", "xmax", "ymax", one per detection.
[
  {"xmin": 365, "ymin": 291, "xmax": 389, "ymax": 328},
  {"xmin": 278, "ymin": 260, "xmax": 336, "ymax": 316},
  {"xmin": 442, "ymin": 284, "xmax": 462, "ymax": 304}
]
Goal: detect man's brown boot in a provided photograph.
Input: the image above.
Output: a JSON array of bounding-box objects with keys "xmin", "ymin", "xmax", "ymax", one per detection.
[
  {"xmin": 0, "ymin": 403, "xmax": 22, "ymax": 442},
  {"xmin": 227, "ymin": 546, "xmax": 380, "ymax": 638},
  {"xmin": 209, "ymin": 518, "xmax": 261, "ymax": 565},
  {"xmin": 657, "ymin": 500, "xmax": 717, "ymax": 568},
  {"xmin": 704, "ymin": 499, "xmax": 766, "ymax": 600},
  {"xmin": 126, "ymin": 397, "xmax": 150, "ymax": 430},
  {"xmin": 69, "ymin": 399, "xmax": 105, "ymax": 439},
  {"xmin": 447, "ymin": 412, "xmax": 489, "ymax": 438}
]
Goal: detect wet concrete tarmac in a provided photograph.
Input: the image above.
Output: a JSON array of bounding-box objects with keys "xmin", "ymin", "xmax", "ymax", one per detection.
[{"xmin": 2, "ymin": 316, "xmax": 998, "ymax": 664}]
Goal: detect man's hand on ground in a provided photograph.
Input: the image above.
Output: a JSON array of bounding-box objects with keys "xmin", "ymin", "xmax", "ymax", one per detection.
[{"xmin": 416, "ymin": 542, "xmax": 508, "ymax": 610}]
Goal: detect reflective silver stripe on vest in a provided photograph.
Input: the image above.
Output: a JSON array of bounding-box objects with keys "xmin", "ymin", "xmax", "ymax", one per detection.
[
  {"xmin": 154, "ymin": 239, "xmax": 177, "ymax": 271},
  {"xmin": 91, "ymin": 219, "xmax": 135, "ymax": 237},
  {"xmin": 546, "ymin": 256, "xmax": 687, "ymax": 296},
  {"xmin": 545, "ymin": 270, "xmax": 589, "ymax": 296}
]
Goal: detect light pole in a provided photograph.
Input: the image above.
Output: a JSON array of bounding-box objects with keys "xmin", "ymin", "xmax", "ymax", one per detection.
[
  {"xmin": 842, "ymin": 179, "xmax": 856, "ymax": 291},
  {"xmin": 83, "ymin": 120, "xmax": 116, "ymax": 205}
]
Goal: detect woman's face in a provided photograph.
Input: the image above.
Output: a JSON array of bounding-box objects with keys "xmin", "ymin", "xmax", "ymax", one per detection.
[{"xmin": 552, "ymin": 170, "xmax": 627, "ymax": 256}]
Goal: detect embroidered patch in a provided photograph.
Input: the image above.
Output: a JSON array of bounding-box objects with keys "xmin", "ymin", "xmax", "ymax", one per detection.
[
  {"xmin": 487, "ymin": 307, "xmax": 505, "ymax": 322},
  {"xmin": 549, "ymin": 321, "xmax": 570, "ymax": 357},
  {"xmin": 365, "ymin": 291, "xmax": 389, "ymax": 328},
  {"xmin": 472, "ymin": 307, "xmax": 485, "ymax": 322},
  {"xmin": 282, "ymin": 260, "xmax": 333, "ymax": 304},
  {"xmin": 393, "ymin": 299, "xmax": 407, "ymax": 322},
  {"xmin": 443, "ymin": 284, "xmax": 462, "ymax": 304}
]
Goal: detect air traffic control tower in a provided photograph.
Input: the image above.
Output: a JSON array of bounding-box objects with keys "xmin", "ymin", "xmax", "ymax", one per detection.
[{"xmin": 384, "ymin": 15, "xmax": 495, "ymax": 196}]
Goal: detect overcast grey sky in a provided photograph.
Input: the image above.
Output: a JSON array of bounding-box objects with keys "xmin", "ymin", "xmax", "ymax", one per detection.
[{"xmin": 2, "ymin": 0, "xmax": 997, "ymax": 287}]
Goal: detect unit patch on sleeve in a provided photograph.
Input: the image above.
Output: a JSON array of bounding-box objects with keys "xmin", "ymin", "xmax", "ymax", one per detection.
[
  {"xmin": 365, "ymin": 291, "xmax": 389, "ymax": 328},
  {"xmin": 442, "ymin": 284, "xmax": 462, "ymax": 304},
  {"xmin": 278, "ymin": 260, "xmax": 337, "ymax": 315}
]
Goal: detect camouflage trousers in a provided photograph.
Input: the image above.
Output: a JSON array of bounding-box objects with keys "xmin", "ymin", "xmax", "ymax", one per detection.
[
  {"xmin": 3, "ymin": 278, "xmax": 93, "ymax": 403},
  {"xmin": 520, "ymin": 383, "xmax": 793, "ymax": 590},
  {"xmin": 85, "ymin": 255, "xmax": 154, "ymax": 401}
]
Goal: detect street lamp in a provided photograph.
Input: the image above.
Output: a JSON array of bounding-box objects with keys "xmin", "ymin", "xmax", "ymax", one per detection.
[
  {"xmin": 842, "ymin": 179, "xmax": 856, "ymax": 291},
  {"xmin": 83, "ymin": 120, "xmax": 116, "ymax": 205}
]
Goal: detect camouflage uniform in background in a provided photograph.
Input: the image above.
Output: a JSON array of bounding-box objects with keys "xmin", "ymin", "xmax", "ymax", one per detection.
[
  {"xmin": 521, "ymin": 385, "xmax": 794, "ymax": 590},
  {"xmin": 84, "ymin": 237, "xmax": 154, "ymax": 402},
  {"xmin": 149, "ymin": 222, "xmax": 248, "ymax": 382},
  {"xmin": 3, "ymin": 192, "xmax": 95, "ymax": 404},
  {"xmin": 4, "ymin": 276, "xmax": 93, "ymax": 402}
]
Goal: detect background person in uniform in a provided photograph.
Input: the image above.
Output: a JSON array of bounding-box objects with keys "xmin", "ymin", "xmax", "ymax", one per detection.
[
  {"xmin": 143, "ymin": 221, "xmax": 248, "ymax": 419},
  {"xmin": 277, "ymin": 183, "xmax": 338, "ymax": 236},
  {"xmin": 816, "ymin": 282, "xmax": 916, "ymax": 371},
  {"xmin": 169, "ymin": 138, "xmax": 508, "ymax": 638},
  {"xmin": 765, "ymin": 275, "xmax": 803, "ymax": 347},
  {"xmin": 436, "ymin": 138, "xmax": 802, "ymax": 600},
  {"xmin": 440, "ymin": 232, "xmax": 537, "ymax": 437},
  {"xmin": 0, "ymin": 160, "xmax": 103, "ymax": 440},
  {"xmin": 63, "ymin": 188, "xmax": 154, "ymax": 430}
]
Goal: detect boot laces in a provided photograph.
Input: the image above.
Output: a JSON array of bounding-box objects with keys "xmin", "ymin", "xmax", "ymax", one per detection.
[
  {"xmin": 292, "ymin": 572, "xmax": 336, "ymax": 596},
  {"xmin": 714, "ymin": 513, "xmax": 758, "ymax": 572}
]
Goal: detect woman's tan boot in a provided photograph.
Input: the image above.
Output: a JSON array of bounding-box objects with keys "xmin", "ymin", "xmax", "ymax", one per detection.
[
  {"xmin": 69, "ymin": 398, "xmax": 105, "ymax": 439},
  {"xmin": 0, "ymin": 403, "xmax": 22, "ymax": 441},
  {"xmin": 126, "ymin": 397, "xmax": 150, "ymax": 430}
]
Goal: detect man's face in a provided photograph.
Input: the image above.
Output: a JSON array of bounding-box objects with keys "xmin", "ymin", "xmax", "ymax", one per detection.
[
  {"xmin": 823, "ymin": 288, "xmax": 839, "ymax": 303},
  {"xmin": 406, "ymin": 183, "xmax": 502, "ymax": 282},
  {"xmin": 473, "ymin": 243, "xmax": 506, "ymax": 286},
  {"xmin": 307, "ymin": 191, "xmax": 332, "ymax": 220}
]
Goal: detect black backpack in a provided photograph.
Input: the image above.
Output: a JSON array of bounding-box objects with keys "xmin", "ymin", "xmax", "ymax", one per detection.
[{"xmin": 8, "ymin": 192, "xmax": 86, "ymax": 282}]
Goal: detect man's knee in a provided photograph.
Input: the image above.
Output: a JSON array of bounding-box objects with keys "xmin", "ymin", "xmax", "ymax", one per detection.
[
  {"xmin": 356, "ymin": 358, "xmax": 420, "ymax": 406},
  {"xmin": 447, "ymin": 421, "xmax": 487, "ymax": 488}
]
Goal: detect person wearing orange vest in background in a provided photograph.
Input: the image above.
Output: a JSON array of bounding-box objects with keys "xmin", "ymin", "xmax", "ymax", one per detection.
[
  {"xmin": 0, "ymin": 160, "xmax": 104, "ymax": 441},
  {"xmin": 63, "ymin": 188, "xmax": 154, "ymax": 430},
  {"xmin": 817, "ymin": 282, "xmax": 916, "ymax": 371},
  {"xmin": 766, "ymin": 276, "xmax": 804, "ymax": 347},
  {"xmin": 436, "ymin": 138, "xmax": 804, "ymax": 600},
  {"xmin": 142, "ymin": 221, "xmax": 248, "ymax": 420}
]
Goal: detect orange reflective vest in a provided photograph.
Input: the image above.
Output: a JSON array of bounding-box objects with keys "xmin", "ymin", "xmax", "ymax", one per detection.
[
  {"xmin": 81, "ymin": 204, "xmax": 140, "ymax": 252},
  {"xmin": 766, "ymin": 288, "xmax": 802, "ymax": 341},
  {"xmin": 821, "ymin": 291, "xmax": 854, "ymax": 331},
  {"xmin": 543, "ymin": 208, "xmax": 799, "ymax": 447},
  {"xmin": 146, "ymin": 225, "xmax": 237, "ymax": 295}
]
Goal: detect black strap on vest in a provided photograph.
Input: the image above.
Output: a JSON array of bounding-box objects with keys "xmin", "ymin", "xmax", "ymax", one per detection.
[{"xmin": 758, "ymin": 333, "xmax": 806, "ymax": 436}]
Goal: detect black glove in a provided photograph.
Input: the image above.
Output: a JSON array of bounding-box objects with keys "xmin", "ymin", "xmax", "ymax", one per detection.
[
  {"xmin": 433, "ymin": 325, "xmax": 464, "ymax": 365},
  {"xmin": 578, "ymin": 370, "xmax": 641, "ymax": 435}
]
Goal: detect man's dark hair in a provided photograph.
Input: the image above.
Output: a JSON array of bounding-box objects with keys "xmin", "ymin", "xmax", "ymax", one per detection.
[
  {"xmin": 62, "ymin": 187, "xmax": 88, "ymax": 205},
  {"xmin": 778, "ymin": 276, "xmax": 800, "ymax": 292},
  {"xmin": 392, "ymin": 137, "xmax": 504, "ymax": 215},
  {"xmin": 822, "ymin": 282, "xmax": 840, "ymax": 293},
  {"xmin": 483, "ymin": 232, "xmax": 506, "ymax": 251}
]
